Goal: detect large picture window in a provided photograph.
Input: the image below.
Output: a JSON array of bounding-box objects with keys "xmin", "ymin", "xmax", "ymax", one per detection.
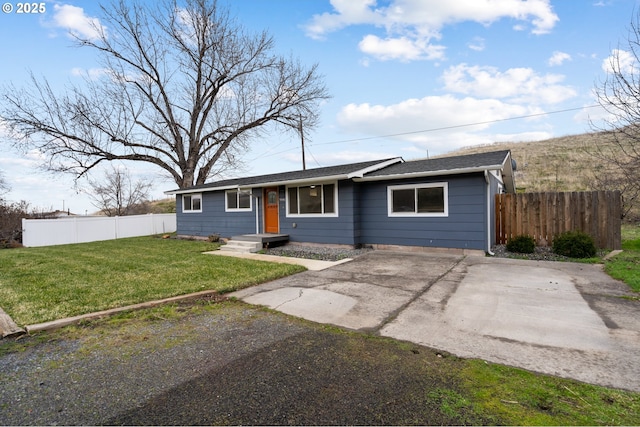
[
  {"xmin": 225, "ymin": 189, "xmax": 252, "ymax": 212},
  {"xmin": 388, "ymin": 183, "xmax": 448, "ymax": 217},
  {"xmin": 287, "ymin": 183, "xmax": 337, "ymax": 216},
  {"xmin": 182, "ymin": 193, "xmax": 202, "ymax": 213}
]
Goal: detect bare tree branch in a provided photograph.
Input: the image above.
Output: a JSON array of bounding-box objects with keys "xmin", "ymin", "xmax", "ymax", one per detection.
[
  {"xmin": 590, "ymin": 8, "xmax": 640, "ymax": 220},
  {"xmin": 0, "ymin": 0, "xmax": 330, "ymax": 189},
  {"xmin": 88, "ymin": 166, "xmax": 152, "ymax": 216}
]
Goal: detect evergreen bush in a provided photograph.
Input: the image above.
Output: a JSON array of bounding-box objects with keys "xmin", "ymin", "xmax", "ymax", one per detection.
[
  {"xmin": 552, "ymin": 231, "xmax": 597, "ymax": 258},
  {"xmin": 506, "ymin": 235, "xmax": 536, "ymax": 254}
]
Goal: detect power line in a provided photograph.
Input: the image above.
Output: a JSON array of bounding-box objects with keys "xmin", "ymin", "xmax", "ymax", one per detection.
[
  {"xmin": 312, "ymin": 104, "xmax": 601, "ymax": 146},
  {"xmin": 253, "ymin": 104, "xmax": 601, "ymax": 160}
]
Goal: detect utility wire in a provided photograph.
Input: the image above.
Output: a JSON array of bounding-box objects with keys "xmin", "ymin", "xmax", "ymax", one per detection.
[
  {"xmin": 312, "ymin": 104, "xmax": 601, "ymax": 146},
  {"xmin": 254, "ymin": 104, "xmax": 601, "ymax": 160}
]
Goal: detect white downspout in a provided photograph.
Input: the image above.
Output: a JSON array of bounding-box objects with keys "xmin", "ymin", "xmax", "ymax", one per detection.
[{"xmin": 484, "ymin": 171, "xmax": 495, "ymax": 256}]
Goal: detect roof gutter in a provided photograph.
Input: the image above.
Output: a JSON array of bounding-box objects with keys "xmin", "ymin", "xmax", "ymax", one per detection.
[
  {"xmin": 165, "ymin": 185, "xmax": 242, "ymax": 195},
  {"xmin": 352, "ymin": 164, "xmax": 505, "ymax": 182},
  {"xmin": 165, "ymin": 174, "xmax": 353, "ymax": 195}
]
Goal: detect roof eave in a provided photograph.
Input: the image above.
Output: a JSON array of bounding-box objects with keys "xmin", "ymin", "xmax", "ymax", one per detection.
[
  {"xmin": 165, "ymin": 185, "xmax": 240, "ymax": 195},
  {"xmin": 164, "ymin": 174, "xmax": 353, "ymax": 195},
  {"xmin": 501, "ymin": 152, "xmax": 516, "ymax": 193},
  {"xmin": 347, "ymin": 157, "xmax": 404, "ymax": 178},
  {"xmin": 354, "ymin": 164, "xmax": 506, "ymax": 182}
]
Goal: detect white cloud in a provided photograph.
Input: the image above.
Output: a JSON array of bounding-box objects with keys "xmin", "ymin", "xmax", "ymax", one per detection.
[
  {"xmin": 283, "ymin": 149, "xmax": 397, "ymax": 166},
  {"xmin": 305, "ymin": 0, "xmax": 558, "ymax": 62},
  {"xmin": 358, "ymin": 35, "xmax": 445, "ymax": 61},
  {"xmin": 602, "ymin": 49, "xmax": 637, "ymax": 75},
  {"xmin": 304, "ymin": 0, "xmax": 383, "ymax": 40},
  {"xmin": 548, "ymin": 51, "xmax": 571, "ymax": 66},
  {"xmin": 52, "ymin": 4, "xmax": 104, "ymax": 40},
  {"xmin": 337, "ymin": 94, "xmax": 541, "ymax": 144},
  {"xmin": 468, "ymin": 37, "xmax": 485, "ymax": 52},
  {"xmin": 70, "ymin": 67, "xmax": 109, "ymax": 80},
  {"xmin": 441, "ymin": 64, "xmax": 576, "ymax": 104}
]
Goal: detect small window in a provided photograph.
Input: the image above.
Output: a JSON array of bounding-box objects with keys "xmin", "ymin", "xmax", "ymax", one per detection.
[
  {"xmin": 225, "ymin": 189, "xmax": 252, "ymax": 212},
  {"xmin": 388, "ymin": 183, "xmax": 448, "ymax": 217},
  {"xmin": 182, "ymin": 193, "xmax": 202, "ymax": 213},
  {"xmin": 287, "ymin": 183, "xmax": 337, "ymax": 216}
]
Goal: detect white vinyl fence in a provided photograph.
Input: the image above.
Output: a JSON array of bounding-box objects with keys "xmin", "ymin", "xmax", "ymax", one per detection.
[{"xmin": 22, "ymin": 214, "xmax": 177, "ymax": 247}]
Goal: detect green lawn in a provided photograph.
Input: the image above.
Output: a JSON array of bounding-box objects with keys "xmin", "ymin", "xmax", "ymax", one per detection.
[
  {"xmin": 0, "ymin": 236, "xmax": 305, "ymax": 325},
  {"xmin": 604, "ymin": 224, "xmax": 640, "ymax": 292}
]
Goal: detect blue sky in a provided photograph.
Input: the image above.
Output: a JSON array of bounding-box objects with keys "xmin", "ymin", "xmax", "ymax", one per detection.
[{"xmin": 0, "ymin": 0, "xmax": 638, "ymax": 214}]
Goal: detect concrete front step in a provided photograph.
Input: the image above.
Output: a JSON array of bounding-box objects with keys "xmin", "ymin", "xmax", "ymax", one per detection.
[{"xmin": 220, "ymin": 240, "xmax": 262, "ymax": 253}]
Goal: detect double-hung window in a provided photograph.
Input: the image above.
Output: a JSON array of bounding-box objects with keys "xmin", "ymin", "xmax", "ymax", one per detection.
[
  {"xmin": 287, "ymin": 183, "xmax": 337, "ymax": 216},
  {"xmin": 388, "ymin": 183, "xmax": 448, "ymax": 217},
  {"xmin": 182, "ymin": 193, "xmax": 202, "ymax": 213},
  {"xmin": 225, "ymin": 189, "xmax": 252, "ymax": 212}
]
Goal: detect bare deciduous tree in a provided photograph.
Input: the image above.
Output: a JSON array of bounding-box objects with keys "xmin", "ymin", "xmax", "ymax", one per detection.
[
  {"xmin": 0, "ymin": 0, "xmax": 330, "ymax": 189},
  {"xmin": 0, "ymin": 171, "xmax": 9, "ymax": 195},
  {"xmin": 88, "ymin": 166, "xmax": 152, "ymax": 216},
  {"xmin": 591, "ymin": 9, "xmax": 640, "ymax": 220}
]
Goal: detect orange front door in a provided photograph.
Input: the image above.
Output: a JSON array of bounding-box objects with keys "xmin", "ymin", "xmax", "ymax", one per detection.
[{"xmin": 264, "ymin": 187, "xmax": 279, "ymax": 233}]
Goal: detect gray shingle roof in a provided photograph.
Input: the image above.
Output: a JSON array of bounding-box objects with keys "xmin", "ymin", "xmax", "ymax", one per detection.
[
  {"xmin": 364, "ymin": 150, "xmax": 511, "ymax": 177},
  {"xmin": 166, "ymin": 158, "xmax": 398, "ymax": 193},
  {"xmin": 166, "ymin": 150, "xmax": 513, "ymax": 194}
]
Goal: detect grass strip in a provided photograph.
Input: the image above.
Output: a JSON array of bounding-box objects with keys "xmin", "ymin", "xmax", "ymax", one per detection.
[
  {"xmin": 460, "ymin": 359, "xmax": 640, "ymax": 425},
  {"xmin": 0, "ymin": 236, "xmax": 305, "ymax": 325},
  {"xmin": 603, "ymin": 224, "xmax": 640, "ymax": 292}
]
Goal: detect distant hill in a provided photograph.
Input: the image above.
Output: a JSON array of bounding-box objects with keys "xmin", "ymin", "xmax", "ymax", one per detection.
[{"xmin": 434, "ymin": 132, "xmax": 619, "ymax": 193}]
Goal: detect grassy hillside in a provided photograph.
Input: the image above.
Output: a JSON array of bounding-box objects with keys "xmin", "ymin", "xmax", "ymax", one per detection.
[{"xmin": 435, "ymin": 132, "xmax": 618, "ymax": 193}]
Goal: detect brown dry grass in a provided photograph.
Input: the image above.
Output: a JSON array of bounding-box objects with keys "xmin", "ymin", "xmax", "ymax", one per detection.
[{"xmin": 437, "ymin": 132, "xmax": 621, "ymax": 193}]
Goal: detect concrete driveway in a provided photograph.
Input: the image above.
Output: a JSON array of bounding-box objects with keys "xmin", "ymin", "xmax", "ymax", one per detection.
[{"xmin": 231, "ymin": 251, "xmax": 640, "ymax": 392}]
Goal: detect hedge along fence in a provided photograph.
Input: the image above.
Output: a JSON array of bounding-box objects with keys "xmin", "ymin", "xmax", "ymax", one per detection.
[{"xmin": 495, "ymin": 191, "xmax": 622, "ymax": 250}]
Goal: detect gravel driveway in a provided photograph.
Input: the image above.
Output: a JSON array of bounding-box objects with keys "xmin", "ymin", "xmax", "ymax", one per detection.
[{"xmin": 0, "ymin": 302, "xmax": 487, "ymax": 426}]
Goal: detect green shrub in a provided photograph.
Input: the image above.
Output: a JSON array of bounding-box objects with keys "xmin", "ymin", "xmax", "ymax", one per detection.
[
  {"xmin": 506, "ymin": 235, "xmax": 536, "ymax": 254},
  {"xmin": 552, "ymin": 231, "xmax": 596, "ymax": 258}
]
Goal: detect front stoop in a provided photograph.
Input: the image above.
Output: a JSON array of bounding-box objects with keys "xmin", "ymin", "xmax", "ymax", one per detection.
[{"xmin": 220, "ymin": 240, "xmax": 262, "ymax": 253}]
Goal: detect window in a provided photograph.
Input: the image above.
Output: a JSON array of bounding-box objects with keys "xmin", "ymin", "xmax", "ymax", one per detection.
[
  {"xmin": 388, "ymin": 183, "xmax": 448, "ymax": 217},
  {"xmin": 225, "ymin": 189, "xmax": 252, "ymax": 211},
  {"xmin": 182, "ymin": 193, "xmax": 202, "ymax": 213},
  {"xmin": 287, "ymin": 183, "xmax": 337, "ymax": 216}
]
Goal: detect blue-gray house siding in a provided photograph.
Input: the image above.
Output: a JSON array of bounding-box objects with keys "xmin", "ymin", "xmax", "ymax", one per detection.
[
  {"xmin": 357, "ymin": 174, "xmax": 488, "ymax": 250},
  {"xmin": 177, "ymin": 189, "xmax": 261, "ymax": 237},
  {"xmin": 280, "ymin": 180, "xmax": 359, "ymax": 245},
  {"xmin": 169, "ymin": 150, "xmax": 515, "ymax": 252},
  {"xmin": 176, "ymin": 174, "xmax": 493, "ymax": 250}
]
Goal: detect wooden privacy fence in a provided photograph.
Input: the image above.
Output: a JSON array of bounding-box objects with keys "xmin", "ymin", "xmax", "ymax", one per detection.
[{"xmin": 495, "ymin": 191, "xmax": 622, "ymax": 250}]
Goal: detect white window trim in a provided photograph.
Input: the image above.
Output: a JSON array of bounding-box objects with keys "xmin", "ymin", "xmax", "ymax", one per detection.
[
  {"xmin": 387, "ymin": 182, "xmax": 448, "ymax": 217},
  {"xmin": 225, "ymin": 189, "xmax": 253, "ymax": 212},
  {"xmin": 286, "ymin": 182, "xmax": 339, "ymax": 218},
  {"xmin": 182, "ymin": 193, "xmax": 202, "ymax": 213}
]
